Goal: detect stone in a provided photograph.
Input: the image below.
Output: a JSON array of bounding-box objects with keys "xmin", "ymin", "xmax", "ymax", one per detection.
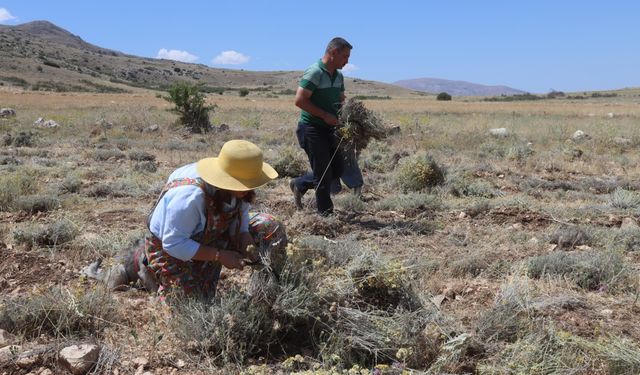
[
  {"xmin": 489, "ymin": 128, "xmax": 509, "ymax": 137},
  {"xmin": 144, "ymin": 124, "xmax": 160, "ymax": 132},
  {"xmin": 59, "ymin": 344, "xmax": 100, "ymax": 375},
  {"xmin": 571, "ymin": 130, "xmax": 590, "ymax": 142},
  {"xmin": 0, "ymin": 108, "xmax": 16, "ymax": 117}
]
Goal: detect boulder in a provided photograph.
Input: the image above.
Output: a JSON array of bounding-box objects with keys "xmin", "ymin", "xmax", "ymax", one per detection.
[
  {"xmin": 571, "ymin": 130, "xmax": 590, "ymax": 142},
  {"xmin": 0, "ymin": 108, "xmax": 16, "ymax": 117},
  {"xmin": 143, "ymin": 124, "xmax": 160, "ymax": 133},
  {"xmin": 59, "ymin": 344, "xmax": 100, "ymax": 375},
  {"xmin": 489, "ymin": 128, "xmax": 509, "ymax": 137}
]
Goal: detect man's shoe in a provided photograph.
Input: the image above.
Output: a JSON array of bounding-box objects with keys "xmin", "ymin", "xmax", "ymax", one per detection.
[{"xmin": 289, "ymin": 179, "xmax": 303, "ymax": 210}]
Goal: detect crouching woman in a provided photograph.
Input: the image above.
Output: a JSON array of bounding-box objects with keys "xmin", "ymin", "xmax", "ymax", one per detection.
[{"xmin": 143, "ymin": 139, "xmax": 285, "ymax": 299}]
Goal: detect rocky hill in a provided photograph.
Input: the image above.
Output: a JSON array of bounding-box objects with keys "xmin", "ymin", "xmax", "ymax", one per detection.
[
  {"xmin": 0, "ymin": 21, "xmax": 415, "ymax": 97},
  {"xmin": 393, "ymin": 77, "xmax": 526, "ymax": 96}
]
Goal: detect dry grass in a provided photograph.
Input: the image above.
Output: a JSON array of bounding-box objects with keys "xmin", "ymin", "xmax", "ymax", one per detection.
[{"xmin": 1, "ymin": 89, "xmax": 640, "ymax": 373}]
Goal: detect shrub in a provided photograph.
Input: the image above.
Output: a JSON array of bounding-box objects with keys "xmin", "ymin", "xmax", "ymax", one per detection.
[
  {"xmin": 0, "ymin": 170, "xmax": 40, "ymax": 211},
  {"xmin": 93, "ymin": 149, "xmax": 126, "ymax": 161},
  {"xmin": 239, "ymin": 88, "xmax": 250, "ymax": 97},
  {"xmin": 12, "ymin": 219, "xmax": 79, "ymax": 248},
  {"xmin": 527, "ymin": 250, "xmax": 627, "ymax": 291},
  {"xmin": 165, "ymin": 82, "xmax": 215, "ymax": 133},
  {"xmin": 61, "ymin": 173, "xmax": 82, "ymax": 193},
  {"xmin": 0, "ymin": 286, "xmax": 119, "ymax": 338},
  {"xmin": 609, "ymin": 187, "xmax": 640, "ymax": 209},
  {"xmin": 13, "ymin": 131, "xmax": 37, "ymax": 147},
  {"xmin": 15, "ymin": 194, "xmax": 60, "ymax": 213},
  {"xmin": 374, "ymin": 192, "xmax": 442, "ymax": 215},
  {"xmin": 271, "ymin": 146, "xmax": 307, "ymax": 177},
  {"xmin": 476, "ymin": 277, "xmax": 533, "ymax": 342},
  {"xmin": 360, "ymin": 140, "xmax": 393, "ymax": 172},
  {"xmin": 134, "ymin": 161, "xmax": 158, "ymax": 173},
  {"xmin": 395, "ymin": 153, "xmax": 445, "ymax": 192},
  {"xmin": 436, "ymin": 92, "xmax": 452, "ymax": 101},
  {"xmin": 172, "ymin": 290, "xmax": 272, "ymax": 364},
  {"xmin": 451, "ymin": 253, "xmax": 490, "ymax": 277},
  {"xmin": 128, "ymin": 150, "xmax": 156, "ymax": 161}
]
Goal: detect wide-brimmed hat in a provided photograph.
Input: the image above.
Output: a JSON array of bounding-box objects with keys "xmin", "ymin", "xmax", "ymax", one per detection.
[{"xmin": 196, "ymin": 140, "xmax": 278, "ymax": 191}]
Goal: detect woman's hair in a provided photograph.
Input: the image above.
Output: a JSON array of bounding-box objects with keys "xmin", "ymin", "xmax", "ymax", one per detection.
[{"xmin": 212, "ymin": 189, "xmax": 255, "ymax": 214}]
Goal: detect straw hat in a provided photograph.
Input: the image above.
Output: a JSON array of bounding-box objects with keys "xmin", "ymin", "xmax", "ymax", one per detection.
[{"xmin": 196, "ymin": 140, "xmax": 278, "ymax": 191}]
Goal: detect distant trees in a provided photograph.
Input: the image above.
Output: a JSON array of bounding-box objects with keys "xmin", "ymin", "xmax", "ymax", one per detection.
[
  {"xmin": 164, "ymin": 82, "xmax": 215, "ymax": 133},
  {"xmin": 436, "ymin": 92, "xmax": 452, "ymax": 101}
]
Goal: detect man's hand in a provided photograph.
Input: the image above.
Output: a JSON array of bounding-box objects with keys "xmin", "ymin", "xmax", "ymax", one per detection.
[{"xmin": 322, "ymin": 113, "xmax": 339, "ymax": 126}]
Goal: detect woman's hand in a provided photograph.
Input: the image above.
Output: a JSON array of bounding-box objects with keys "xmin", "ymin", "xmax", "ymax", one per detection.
[
  {"xmin": 237, "ymin": 232, "xmax": 258, "ymax": 262},
  {"xmin": 217, "ymin": 250, "xmax": 246, "ymax": 270}
]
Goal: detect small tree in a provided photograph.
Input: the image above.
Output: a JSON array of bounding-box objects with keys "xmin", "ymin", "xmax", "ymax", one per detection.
[
  {"xmin": 165, "ymin": 83, "xmax": 215, "ymax": 133},
  {"xmin": 239, "ymin": 88, "xmax": 250, "ymax": 97},
  {"xmin": 436, "ymin": 92, "xmax": 452, "ymax": 101}
]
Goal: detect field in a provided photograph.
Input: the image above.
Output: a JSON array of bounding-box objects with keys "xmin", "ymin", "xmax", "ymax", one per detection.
[{"xmin": 1, "ymin": 88, "xmax": 640, "ymax": 374}]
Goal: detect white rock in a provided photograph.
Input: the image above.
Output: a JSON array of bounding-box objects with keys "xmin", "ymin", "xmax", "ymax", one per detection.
[
  {"xmin": 0, "ymin": 108, "xmax": 16, "ymax": 117},
  {"xmin": 42, "ymin": 120, "xmax": 59, "ymax": 128},
  {"xmin": 59, "ymin": 344, "xmax": 100, "ymax": 375},
  {"xmin": 489, "ymin": 128, "xmax": 509, "ymax": 137},
  {"xmin": 0, "ymin": 329, "xmax": 16, "ymax": 347},
  {"xmin": 458, "ymin": 212, "xmax": 467, "ymax": 219},
  {"xmin": 607, "ymin": 112, "xmax": 614, "ymax": 118},
  {"xmin": 572, "ymin": 130, "xmax": 590, "ymax": 141},
  {"xmin": 144, "ymin": 124, "xmax": 160, "ymax": 132},
  {"xmin": 34, "ymin": 117, "xmax": 44, "ymax": 125}
]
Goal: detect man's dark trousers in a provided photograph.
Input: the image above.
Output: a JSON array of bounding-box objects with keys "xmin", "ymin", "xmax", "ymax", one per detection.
[{"xmin": 294, "ymin": 122, "xmax": 343, "ymax": 214}]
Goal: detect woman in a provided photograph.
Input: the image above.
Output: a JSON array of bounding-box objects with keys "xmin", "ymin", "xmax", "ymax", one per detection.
[{"xmin": 143, "ymin": 139, "xmax": 285, "ymax": 298}]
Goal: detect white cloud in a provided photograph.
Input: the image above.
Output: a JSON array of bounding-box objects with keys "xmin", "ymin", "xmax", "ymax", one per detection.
[
  {"xmin": 0, "ymin": 8, "xmax": 17, "ymax": 22},
  {"xmin": 156, "ymin": 48, "xmax": 199, "ymax": 63},
  {"xmin": 212, "ymin": 50, "xmax": 250, "ymax": 65},
  {"xmin": 341, "ymin": 63, "xmax": 359, "ymax": 75}
]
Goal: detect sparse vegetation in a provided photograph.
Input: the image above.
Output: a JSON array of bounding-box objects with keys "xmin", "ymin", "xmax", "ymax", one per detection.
[{"xmin": 0, "ymin": 78, "xmax": 639, "ymax": 373}]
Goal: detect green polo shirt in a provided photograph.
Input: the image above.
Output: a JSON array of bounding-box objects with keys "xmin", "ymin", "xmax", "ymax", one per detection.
[{"xmin": 299, "ymin": 59, "xmax": 345, "ymax": 127}]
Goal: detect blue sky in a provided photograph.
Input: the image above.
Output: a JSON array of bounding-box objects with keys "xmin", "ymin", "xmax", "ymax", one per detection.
[{"xmin": 1, "ymin": 1, "xmax": 638, "ymax": 93}]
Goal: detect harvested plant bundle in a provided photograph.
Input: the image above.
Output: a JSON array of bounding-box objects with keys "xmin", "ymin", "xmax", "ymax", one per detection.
[{"xmin": 337, "ymin": 98, "xmax": 387, "ymax": 153}]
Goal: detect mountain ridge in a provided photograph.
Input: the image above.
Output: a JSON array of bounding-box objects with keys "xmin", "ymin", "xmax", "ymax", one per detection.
[
  {"xmin": 0, "ymin": 21, "xmax": 414, "ymax": 97},
  {"xmin": 393, "ymin": 77, "xmax": 526, "ymax": 96}
]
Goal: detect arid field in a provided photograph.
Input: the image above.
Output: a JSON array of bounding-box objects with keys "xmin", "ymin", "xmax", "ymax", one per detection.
[{"xmin": 1, "ymin": 88, "xmax": 640, "ymax": 374}]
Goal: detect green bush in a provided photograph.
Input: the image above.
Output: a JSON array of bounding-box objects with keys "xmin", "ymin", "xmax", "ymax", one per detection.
[
  {"xmin": 436, "ymin": 92, "xmax": 452, "ymax": 101},
  {"xmin": 239, "ymin": 88, "xmax": 250, "ymax": 97},
  {"xmin": 165, "ymin": 82, "xmax": 215, "ymax": 133},
  {"xmin": 395, "ymin": 153, "xmax": 445, "ymax": 192}
]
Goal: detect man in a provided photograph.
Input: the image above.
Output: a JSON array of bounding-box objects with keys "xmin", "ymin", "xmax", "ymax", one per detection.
[{"xmin": 290, "ymin": 37, "xmax": 353, "ymax": 215}]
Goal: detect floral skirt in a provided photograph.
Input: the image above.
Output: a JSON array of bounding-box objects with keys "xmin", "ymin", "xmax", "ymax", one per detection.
[{"xmin": 145, "ymin": 212, "xmax": 286, "ymax": 299}]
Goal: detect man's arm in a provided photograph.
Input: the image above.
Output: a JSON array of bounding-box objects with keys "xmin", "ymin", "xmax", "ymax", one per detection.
[{"xmin": 295, "ymin": 87, "xmax": 338, "ymax": 126}]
